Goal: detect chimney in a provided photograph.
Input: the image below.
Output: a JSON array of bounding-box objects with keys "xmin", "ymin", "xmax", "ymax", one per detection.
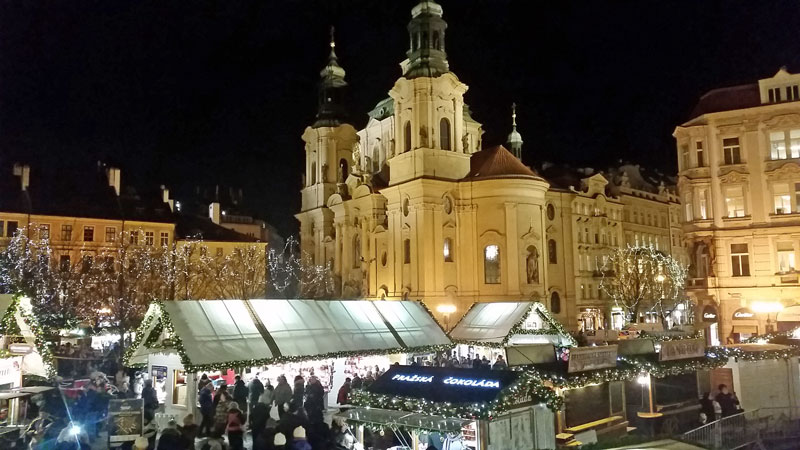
[
  {"xmin": 160, "ymin": 185, "xmax": 174, "ymax": 212},
  {"xmin": 209, "ymin": 202, "xmax": 221, "ymax": 224},
  {"xmin": 12, "ymin": 163, "xmax": 30, "ymax": 191},
  {"xmin": 106, "ymin": 167, "xmax": 121, "ymax": 196}
]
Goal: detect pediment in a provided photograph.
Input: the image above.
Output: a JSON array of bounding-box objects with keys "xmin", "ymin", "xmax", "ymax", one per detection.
[
  {"xmin": 718, "ymin": 169, "xmax": 749, "ymax": 184},
  {"xmin": 765, "ymin": 161, "xmax": 800, "ymax": 181},
  {"xmin": 764, "ymin": 113, "xmax": 800, "ymax": 129}
]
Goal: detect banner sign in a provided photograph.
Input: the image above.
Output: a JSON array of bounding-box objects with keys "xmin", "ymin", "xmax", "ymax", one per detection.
[
  {"xmin": 0, "ymin": 357, "xmax": 22, "ymax": 388},
  {"xmin": 659, "ymin": 339, "xmax": 705, "ymax": 361},
  {"xmin": 108, "ymin": 398, "xmax": 143, "ymax": 444},
  {"xmin": 733, "ymin": 308, "xmax": 755, "ymax": 320},
  {"xmin": 702, "ymin": 305, "xmax": 718, "ymax": 322},
  {"xmin": 369, "ymin": 365, "xmax": 518, "ymax": 404},
  {"xmin": 567, "ymin": 345, "xmax": 618, "ymax": 373}
]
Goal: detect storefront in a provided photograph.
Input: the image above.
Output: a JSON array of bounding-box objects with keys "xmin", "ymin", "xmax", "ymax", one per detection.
[
  {"xmin": 448, "ymin": 302, "xmax": 574, "ymax": 366},
  {"xmin": 700, "ymin": 304, "xmax": 720, "ymax": 346},
  {"xmin": 341, "ymin": 365, "xmax": 556, "ymax": 450},
  {"xmin": 124, "ymin": 299, "xmax": 451, "ymax": 421},
  {"xmin": 731, "ymin": 308, "xmax": 758, "ymax": 343}
]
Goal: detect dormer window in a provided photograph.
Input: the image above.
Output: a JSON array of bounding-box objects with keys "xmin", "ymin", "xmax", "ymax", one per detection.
[
  {"xmin": 769, "ymin": 87, "xmax": 782, "ymax": 103},
  {"xmin": 788, "ymin": 85, "xmax": 800, "ymax": 101}
]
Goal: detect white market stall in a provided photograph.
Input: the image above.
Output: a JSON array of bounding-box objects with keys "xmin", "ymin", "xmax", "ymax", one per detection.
[
  {"xmin": 448, "ymin": 302, "xmax": 575, "ymax": 366},
  {"xmin": 125, "ymin": 299, "xmax": 452, "ymax": 421}
]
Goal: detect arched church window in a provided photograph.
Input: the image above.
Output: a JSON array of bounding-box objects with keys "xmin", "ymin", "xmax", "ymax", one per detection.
[
  {"xmin": 413, "ymin": 33, "xmax": 419, "ymax": 51},
  {"xmin": 421, "ymin": 31, "xmax": 429, "ymax": 49},
  {"xmin": 525, "ymin": 245, "xmax": 539, "ymax": 284},
  {"xmin": 404, "ymin": 121, "xmax": 412, "ymax": 152},
  {"xmin": 550, "ymin": 292, "xmax": 561, "ymax": 314},
  {"xmin": 311, "ymin": 162, "xmax": 317, "ymax": 185},
  {"xmin": 339, "ymin": 159, "xmax": 348, "ymax": 182},
  {"xmin": 433, "ymin": 31, "xmax": 440, "ymax": 50},
  {"xmin": 353, "ymin": 234, "xmax": 361, "ymax": 269},
  {"xmin": 484, "ymin": 245, "xmax": 501, "ymax": 284},
  {"xmin": 548, "ymin": 239, "xmax": 557, "ymax": 264},
  {"xmin": 440, "ymin": 118, "xmax": 451, "ymax": 150},
  {"xmin": 403, "ymin": 239, "xmax": 411, "ymax": 264},
  {"xmin": 443, "ymin": 238, "xmax": 453, "ymax": 262}
]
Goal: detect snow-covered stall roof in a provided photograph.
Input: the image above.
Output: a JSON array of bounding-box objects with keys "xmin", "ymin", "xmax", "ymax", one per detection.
[
  {"xmin": 448, "ymin": 302, "xmax": 575, "ymax": 347},
  {"xmin": 126, "ymin": 299, "xmax": 451, "ymax": 370}
]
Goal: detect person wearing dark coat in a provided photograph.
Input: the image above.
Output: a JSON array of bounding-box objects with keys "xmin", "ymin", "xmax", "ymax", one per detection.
[
  {"xmin": 715, "ymin": 384, "xmax": 738, "ymax": 417},
  {"xmin": 699, "ymin": 392, "xmax": 716, "ymax": 423},
  {"xmin": 337, "ymin": 378, "xmax": 352, "ymax": 406},
  {"xmin": 250, "ymin": 401, "xmax": 270, "ymax": 444},
  {"xmin": 157, "ymin": 420, "xmax": 183, "ymax": 450},
  {"xmin": 233, "ymin": 376, "xmax": 249, "ymax": 412},
  {"xmin": 199, "ymin": 383, "xmax": 215, "ymax": 437},
  {"xmin": 249, "ymin": 376, "xmax": 265, "ymax": 417},
  {"xmin": 179, "ymin": 414, "xmax": 200, "ymax": 449},
  {"xmin": 304, "ymin": 376, "xmax": 325, "ymax": 424},
  {"xmin": 141, "ymin": 379, "xmax": 159, "ymax": 417},
  {"xmin": 290, "ymin": 376, "xmax": 305, "ymax": 413},
  {"xmin": 350, "ymin": 375, "xmax": 362, "ymax": 390}
]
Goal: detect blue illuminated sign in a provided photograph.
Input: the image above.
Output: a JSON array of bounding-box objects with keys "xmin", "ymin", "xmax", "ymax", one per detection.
[
  {"xmin": 391, "ymin": 374, "xmax": 433, "ymax": 383},
  {"xmin": 443, "ymin": 377, "xmax": 501, "ymax": 388},
  {"xmin": 391, "ymin": 373, "xmax": 500, "ymax": 388}
]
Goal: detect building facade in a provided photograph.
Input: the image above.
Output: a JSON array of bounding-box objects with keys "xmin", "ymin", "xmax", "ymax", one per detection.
[
  {"xmin": 296, "ymin": 1, "xmax": 688, "ymax": 330},
  {"xmin": 675, "ymin": 68, "xmax": 800, "ymax": 344}
]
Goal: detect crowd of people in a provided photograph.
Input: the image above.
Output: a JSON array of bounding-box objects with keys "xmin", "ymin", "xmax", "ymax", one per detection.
[
  {"xmin": 698, "ymin": 383, "xmax": 743, "ymax": 425},
  {"xmin": 185, "ymin": 372, "xmax": 356, "ymax": 450},
  {"xmin": 411, "ymin": 353, "xmax": 508, "ymax": 370}
]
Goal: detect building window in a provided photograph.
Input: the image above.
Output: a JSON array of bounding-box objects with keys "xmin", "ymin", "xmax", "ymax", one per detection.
[
  {"xmin": 145, "ymin": 231, "xmax": 155, "ymax": 246},
  {"xmin": 443, "ymin": 237, "xmax": 453, "ymax": 262},
  {"xmin": 0, "ymin": 220, "xmax": 4, "ymax": 237},
  {"xmin": 777, "ymin": 242, "xmax": 795, "ymax": 273},
  {"xmin": 105, "ymin": 227, "xmax": 116, "ymax": 242},
  {"xmin": 699, "ymin": 188, "xmax": 709, "ymax": 219},
  {"xmin": 83, "ymin": 226, "xmax": 94, "ymax": 242},
  {"xmin": 160, "ymin": 232, "xmax": 169, "ymax": 247},
  {"xmin": 770, "ymin": 129, "xmax": 800, "ymax": 160},
  {"xmin": 216, "ymin": 247, "xmax": 223, "ymax": 257},
  {"xmin": 546, "ymin": 204, "xmax": 555, "ymax": 221},
  {"xmin": 550, "ymin": 292, "xmax": 561, "ymax": 314},
  {"xmin": 404, "ymin": 121, "xmax": 412, "ymax": 152},
  {"xmin": 81, "ymin": 254, "xmax": 93, "ymax": 273},
  {"xmin": 39, "ymin": 224, "xmax": 50, "ymax": 240},
  {"xmin": 731, "ymin": 243, "xmax": 750, "ymax": 277},
  {"xmin": 7, "ymin": 221, "xmax": 18, "ymax": 237},
  {"xmin": 788, "ymin": 85, "xmax": 800, "ymax": 101},
  {"xmin": 311, "ymin": 162, "xmax": 317, "ymax": 185},
  {"xmin": 681, "ymin": 145, "xmax": 690, "ymax": 170},
  {"xmin": 722, "ymin": 138, "xmax": 741, "ymax": 165},
  {"xmin": 353, "ymin": 234, "xmax": 361, "ymax": 268},
  {"xmin": 769, "ymin": 87, "xmax": 782, "ymax": 103},
  {"xmin": 403, "ymin": 239, "xmax": 411, "ymax": 264},
  {"xmin": 684, "ymin": 194, "xmax": 693, "ymax": 222},
  {"xmin": 774, "ymin": 183, "xmax": 792, "ymax": 214},
  {"xmin": 129, "ymin": 231, "xmax": 139, "ymax": 245},
  {"xmin": 696, "ymin": 141, "xmax": 705, "ymax": 167},
  {"xmin": 433, "ymin": 31, "xmax": 440, "ymax": 50},
  {"xmin": 339, "ymin": 159, "xmax": 349, "ymax": 182},
  {"xmin": 439, "ymin": 118, "xmax": 451, "ymax": 150},
  {"xmin": 725, "ymin": 186, "xmax": 745, "ymax": 217},
  {"xmin": 484, "ymin": 245, "xmax": 500, "ymax": 284},
  {"xmin": 61, "ymin": 224, "xmax": 73, "ymax": 241},
  {"xmin": 548, "ymin": 239, "xmax": 557, "ymax": 264},
  {"xmin": 59, "ymin": 255, "xmax": 71, "ymax": 271}
]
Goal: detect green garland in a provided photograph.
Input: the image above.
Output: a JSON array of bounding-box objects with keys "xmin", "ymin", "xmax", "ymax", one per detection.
[
  {"xmin": 0, "ymin": 297, "xmax": 21, "ymax": 337},
  {"xmin": 744, "ymin": 326, "xmax": 800, "ymax": 344},
  {"xmin": 711, "ymin": 345, "xmax": 800, "ymax": 361},
  {"xmin": 122, "ymin": 304, "xmax": 159, "ymax": 366},
  {"xmin": 638, "ymin": 330, "xmax": 705, "ymax": 341}
]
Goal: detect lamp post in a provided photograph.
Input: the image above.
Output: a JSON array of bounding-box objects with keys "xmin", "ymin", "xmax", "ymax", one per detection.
[{"xmin": 752, "ymin": 301, "xmax": 784, "ymax": 334}]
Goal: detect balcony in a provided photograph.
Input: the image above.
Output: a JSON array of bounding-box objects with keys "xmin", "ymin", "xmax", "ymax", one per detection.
[{"xmin": 687, "ymin": 278, "xmax": 707, "ymax": 288}]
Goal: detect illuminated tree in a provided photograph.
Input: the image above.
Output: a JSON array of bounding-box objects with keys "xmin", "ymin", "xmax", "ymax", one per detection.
[
  {"xmin": 267, "ymin": 236, "xmax": 337, "ymax": 299},
  {"xmin": 600, "ymin": 245, "xmax": 688, "ymax": 328}
]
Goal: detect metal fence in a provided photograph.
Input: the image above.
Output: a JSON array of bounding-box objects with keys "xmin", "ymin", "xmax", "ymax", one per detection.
[{"xmin": 681, "ymin": 408, "xmax": 800, "ymax": 449}]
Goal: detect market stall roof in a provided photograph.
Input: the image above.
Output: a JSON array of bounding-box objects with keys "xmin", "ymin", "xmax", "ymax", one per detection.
[
  {"xmin": 448, "ymin": 301, "xmax": 575, "ymax": 346},
  {"xmin": 127, "ymin": 299, "xmax": 451, "ymax": 370},
  {"xmin": 335, "ymin": 408, "xmax": 472, "ymax": 434}
]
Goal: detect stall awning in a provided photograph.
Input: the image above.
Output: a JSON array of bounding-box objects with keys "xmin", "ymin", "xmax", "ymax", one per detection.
[
  {"xmin": 448, "ymin": 301, "xmax": 574, "ymax": 346},
  {"xmin": 336, "ymin": 408, "xmax": 472, "ymax": 433},
  {"xmin": 129, "ymin": 299, "xmax": 451, "ymax": 370}
]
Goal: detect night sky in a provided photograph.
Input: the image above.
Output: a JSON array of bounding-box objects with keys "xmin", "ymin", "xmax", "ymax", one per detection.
[{"xmin": 2, "ymin": 1, "xmax": 799, "ymax": 236}]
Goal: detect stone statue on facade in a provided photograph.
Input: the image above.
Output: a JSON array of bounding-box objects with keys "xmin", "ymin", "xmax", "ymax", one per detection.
[
  {"xmin": 526, "ymin": 246, "xmax": 540, "ymax": 284},
  {"xmin": 351, "ymin": 137, "xmax": 362, "ymax": 174},
  {"xmin": 321, "ymin": 163, "xmax": 329, "ymax": 183}
]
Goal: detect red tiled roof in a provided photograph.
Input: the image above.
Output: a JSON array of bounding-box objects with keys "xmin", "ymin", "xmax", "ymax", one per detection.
[
  {"xmin": 688, "ymin": 83, "xmax": 761, "ymax": 120},
  {"xmin": 464, "ymin": 145, "xmax": 540, "ymax": 180}
]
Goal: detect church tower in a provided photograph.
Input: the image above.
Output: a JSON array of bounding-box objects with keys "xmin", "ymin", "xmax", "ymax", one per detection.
[
  {"xmin": 387, "ymin": 0, "xmax": 474, "ymax": 185},
  {"xmin": 297, "ymin": 29, "xmax": 358, "ymax": 263},
  {"xmin": 507, "ymin": 103, "xmax": 524, "ymax": 160}
]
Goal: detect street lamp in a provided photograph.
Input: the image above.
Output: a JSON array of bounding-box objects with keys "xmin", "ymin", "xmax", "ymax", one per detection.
[{"xmin": 437, "ymin": 304, "xmax": 457, "ymax": 332}]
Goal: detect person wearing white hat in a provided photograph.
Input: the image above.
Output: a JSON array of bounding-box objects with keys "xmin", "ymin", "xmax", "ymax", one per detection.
[
  {"xmin": 291, "ymin": 426, "xmax": 311, "ymax": 450},
  {"xmin": 274, "ymin": 432, "xmax": 287, "ymax": 450},
  {"xmin": 133, "ymin": 436, "xmax": 149, "ymax": 450}
]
